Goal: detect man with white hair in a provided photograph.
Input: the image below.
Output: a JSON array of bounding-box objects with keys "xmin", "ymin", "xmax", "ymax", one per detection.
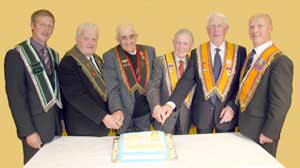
[
  {"xmin": 163, "ymin": 12, "xmax": 247, "ymax": 134},
  {"xmin": 58, "ymin": 23, "xmax": 118, "ymax": 137},
  {"xmin": 147, "ymin": 29, "xmax": 195, "ymax": 134},
  {"xmin": 236, "ymin": 14, "xmax": 293, "ymax": 157},
  {"xmin": 103, "ymin": 24, "xmax": 156, "ymax": 133}
]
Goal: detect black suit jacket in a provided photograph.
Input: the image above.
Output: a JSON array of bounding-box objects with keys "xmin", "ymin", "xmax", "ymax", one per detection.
[
  {"xmin": 58, "ymin": 55, "xmax": 109, "ymax": 137},
  {"xmin": 239, "ymin": 53, "xmax": 293, "ymax": 142},
  {"xmin": 170, "ymin": 46, "xmax": 246, "ymax": 130},
  {"xmin": 5, "ymin": 48, "xmax": 62, "ymax": 143}
]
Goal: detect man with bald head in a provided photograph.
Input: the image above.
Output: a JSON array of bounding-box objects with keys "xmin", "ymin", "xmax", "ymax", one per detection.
[
  {"xmin": 147, "ymin": 29, "xmax": 195, "ymax": 134},
  {"xmin": 103, "ymin": 24, "xmax": 156, "ymax": 133},
  {"xmin": 236, "ymin": 14, "xmax": 293, "ymax": 157},
  {"xmin": 58, "ymin": 23, "xmax": 115, "ymax": 137},
  {"xmin": 163, "ymin": 12, "xmax": 246, "ymax": 134}
]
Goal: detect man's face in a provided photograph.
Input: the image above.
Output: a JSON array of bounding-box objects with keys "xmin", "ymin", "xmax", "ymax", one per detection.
[
  {"xmin": 77, "ymin": 28, "xmax": 98, "ymax": 56},
  {"xmin": 207, "ymin": 16, "xmax": 228, "ymax": 46},
  {"xmin": 117, "ymin": 28, "xmax": 137, "ymax": 53},
  {"xmin": 31, "ymin": 16, "xmax": 54, "ymax": 45},
  {"xmin": 173, "ymin": 33, "xmax": 194, "ymax": 58},
  {"xmin": 249, "ymin": 16, "xmax": 272, "ymax": 47}
]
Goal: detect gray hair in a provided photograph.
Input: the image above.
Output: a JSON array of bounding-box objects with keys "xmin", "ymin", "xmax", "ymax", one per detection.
[
  {"xmin": 115, "ymin": 24, "xmax": 136, "ymax": 37},
  {"xmin": 76, "ymin": 23, "xmax": 99, "ymax": 39},
  {"xmin": 206, "ymin": 12, "xmax": 228, "ymax": 27},
  {"xmin": 174, "ymin": 28, "xmax": 194, "ymax": 43}
]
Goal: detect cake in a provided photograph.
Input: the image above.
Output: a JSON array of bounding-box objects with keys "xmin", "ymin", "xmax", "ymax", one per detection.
[{"xmin": 112, "ymin": 131, "xmax": 177, "ymax": 162}]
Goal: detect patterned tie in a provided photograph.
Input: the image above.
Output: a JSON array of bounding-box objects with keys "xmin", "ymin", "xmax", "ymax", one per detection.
[
  {"xmin": 42, "ymin": 48, "xmax": 51, "ymax": 73},
  {"xmin": 213, "ymin": 48, "xmax": 222, "ymax": 81},
  {"xmin": 243, "ymin": 49, "xmax": 256, "ymax": 79},
  {"xmin": 178, "ymin": 60, "xmax": 184, "ymax": 77}
]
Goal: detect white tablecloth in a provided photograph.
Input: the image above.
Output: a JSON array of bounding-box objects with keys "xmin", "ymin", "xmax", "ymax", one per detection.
[{"xmin": 25, "ymin": 133, "xmax": 284, "ymax": 168}]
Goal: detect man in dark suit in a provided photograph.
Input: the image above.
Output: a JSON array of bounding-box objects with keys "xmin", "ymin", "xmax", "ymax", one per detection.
[
  {"xmin": 162, "ymin": 12, "xmax": 246, "ymax": 134},
  {"xmin": 147, "ymin": 29, "xmax": 194, "ymax": 134},
  {"xmin": 58, "ymin": 23, "xmax": 121, "ymax": 137},
  {"xmin": 236, "ymin": 14, "xmax": 293, "ymax": 157},
  {"xmin": 103, "ymin": 24, "xmax": 156, "ymax": 133},
  {"xmin": 4, "ymin": 9, "xmax": 62, "ymax": 164}
]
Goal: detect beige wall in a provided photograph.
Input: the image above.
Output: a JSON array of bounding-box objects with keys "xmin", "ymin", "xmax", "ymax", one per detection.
[{"xmin": 0, "ymin": 0, "xmax": 299, "ymax": 167}]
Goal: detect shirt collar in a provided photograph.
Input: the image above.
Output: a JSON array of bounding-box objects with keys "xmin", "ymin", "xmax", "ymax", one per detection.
[
  {"xmin": 125, "ymin": 48, "xmax": 137, "ymax": 55},
  {"xmin": 30, "ymin": 37, "xmax": 47, "ymax": 52},
  {"xmin": 210, "ymin": 41, "xmax": 225, "ymax": 52},
  {"xmin": 86, "ymin": 55, "xmax": 94, "ymax": 60},
  {"xmin": 174, "ymin": 53, "xmax": 187, "ymax": 64},
  {"xmin": 253, "ymin": 41, "xmax": 273, "ymax": 57}
]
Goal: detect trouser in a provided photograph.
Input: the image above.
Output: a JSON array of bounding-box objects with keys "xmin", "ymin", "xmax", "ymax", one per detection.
[
  {"xmin": 126, "ymin": 114, "xmax": 151, "ymax": 132},
  {"xmin": 196, "ymin": 127, "xmax": 235, "ymax": 134},
  {"xmin": 260, "ymin": 140, "xmax": 278, "ymax": 157}
]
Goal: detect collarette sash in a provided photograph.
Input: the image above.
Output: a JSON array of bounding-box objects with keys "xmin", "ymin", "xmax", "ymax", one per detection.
[
  {"xmin": 197, "ymin": 41, "xmax": 238, "ymax": 101},
  {"xmin": 236, "ymin": 45, "xmax": 280, "ymax": 112},
  {"xmin": 16, "ymin": 39, "xmax": 62, "ymax": 112},
  {"xmin": 114, "ymin": 45, "xmax": 150, "ymax": 95},
  {"xmin": 161, "ymin": 52, "xmax": 194, "ymax": 109},
  {"xmin": 66, "ymin": 45, "xmax": 107, "ymax": 102}
]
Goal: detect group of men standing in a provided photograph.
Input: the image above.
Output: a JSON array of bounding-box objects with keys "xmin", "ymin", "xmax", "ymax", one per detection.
[{"xmin": 5, "ymin": 9, "xmax": 293, "ymax": 164}]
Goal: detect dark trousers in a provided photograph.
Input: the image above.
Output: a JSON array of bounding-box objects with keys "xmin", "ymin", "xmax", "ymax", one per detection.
[
  {"xmin": 197, "ymin": 127, "xmax": 235, "ymax": 134},
  {"xmin": 126, "ymin": 114, "xmax": 151, "ymax": 133},
  {"xmin": 260, "ymin": 140, "xmax": 279, "ymax": 157}
]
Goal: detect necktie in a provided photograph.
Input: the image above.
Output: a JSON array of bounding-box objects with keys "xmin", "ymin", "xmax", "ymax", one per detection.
[
  {"xmin": 243, "ymin": 49, "xmax": 256, "ymax": 79},
  {"xmin": 210, "ymin": 48, "xmax": 222, "ymax": 105},
  {"xmin": 42, "ymin": 48, "xmax": 51, "ymax": 73},
  {"xmin": 178, "ymin": 60, "xmax": 184, "ymax": 77},
  {"xmin": 213, "ymin": 48, "xmax": 222, "ymax": 82}
]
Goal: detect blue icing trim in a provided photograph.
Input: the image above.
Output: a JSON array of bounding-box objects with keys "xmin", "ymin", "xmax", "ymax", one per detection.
[{"xmin": 118, "ymin": 131, "xmax": 169, "ymax": 162}]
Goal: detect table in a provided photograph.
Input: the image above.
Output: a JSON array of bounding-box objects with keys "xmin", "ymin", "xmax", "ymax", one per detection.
[{"xmin": 25, "ymin": 133, "xmax": 284, "ymax": 168}]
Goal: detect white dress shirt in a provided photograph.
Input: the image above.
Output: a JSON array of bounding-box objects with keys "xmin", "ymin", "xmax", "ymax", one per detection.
[
  {"xmin": 210, "ymin": 41, "xmax": 225, "ymax": 66},
  {"xmin": 174, "ymin": 54, "xmax": 188, "ymax": 72},
  {"xmin": 251, "ymin": 41, "xmax": 273, "ymax": 67},
  {"xmin": 87, "ymin": 55, "xmax": 101, "ymax": 74},
  {"xmin": 166, "ymin": 41, "xmax": 226, "ymax": 110}
]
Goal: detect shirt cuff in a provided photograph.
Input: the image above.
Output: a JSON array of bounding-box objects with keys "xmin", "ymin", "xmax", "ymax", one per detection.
[{"xmin": 166, "ymin": 101, "xmax": 176, "ymax": 110}]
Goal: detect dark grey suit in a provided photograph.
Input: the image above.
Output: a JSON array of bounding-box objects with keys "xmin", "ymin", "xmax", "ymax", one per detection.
[
  {"xmin": 103, "ymin": 44, "xmax": 156, "ymax": 133},
  {"xmin": 5, "ymin": 44, "xmax": 62, "ymax": 164},
  {"xmin": 169, "ymin": 45, "xmax": 246, "ymax": 133},
  {"xmin": 147, "ymin": 55, "xmax": 192, "ymax": 134},
  {"xmin": 238, "ymin": 53, "xmax": 293, "ymax": 157},
  {"xmin": 58, "ymin": 51, "xmax": 109, "ymax": 137}
]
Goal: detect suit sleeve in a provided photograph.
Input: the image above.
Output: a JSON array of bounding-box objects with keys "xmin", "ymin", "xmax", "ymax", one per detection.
[
  {"xmin": 146, "ymin": 57, "xmax": 164, "ymax": 112},
  {"xmin": 4, "ymin": 49, "xmax": 36, "ymax": 138},
  {"xmin": 261, "ymin": 55, "xmax": 293, "ymax": 140},
  {"xmin": 54, "ymin": 52, "xmax": 64, "ymax": 121},
  {"xmin": 169, "ymin": 51, "xmax": 197, "ymax": 107},
  {"xmin": 227, "ymin": 46, "xmax": 246, "ymax": 113},
  {"xmin": 103, "ymin": 51, "xmax": 125, "ymax": 113},
  {"xmin": 58, "ymin": 56, "xmax": 108, "ymax": 125}
]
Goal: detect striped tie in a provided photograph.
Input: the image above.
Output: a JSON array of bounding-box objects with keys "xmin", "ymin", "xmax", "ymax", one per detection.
[{"xmin": 42, "ymin": 48, "xmax": 51, "ymax": 73}]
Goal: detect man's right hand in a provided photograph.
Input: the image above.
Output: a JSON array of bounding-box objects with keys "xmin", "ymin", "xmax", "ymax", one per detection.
[
  {"xmin": 152, "ymin": 105, "xmax": 165, "ymax": 124},
  {"xmin": 112, "ymin": 110, "xmax": 124, "ymax": 124},
  {"xmin": 161, "ymin": 104, "xmax": 174, "ymax": 124},
  {"xmin": 26, "ymin": 132, "xmax": 42, "ymax": 149},
  {"xmin": 102, "ymin": 114, "xmax": 122, "ymax": 129}
]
